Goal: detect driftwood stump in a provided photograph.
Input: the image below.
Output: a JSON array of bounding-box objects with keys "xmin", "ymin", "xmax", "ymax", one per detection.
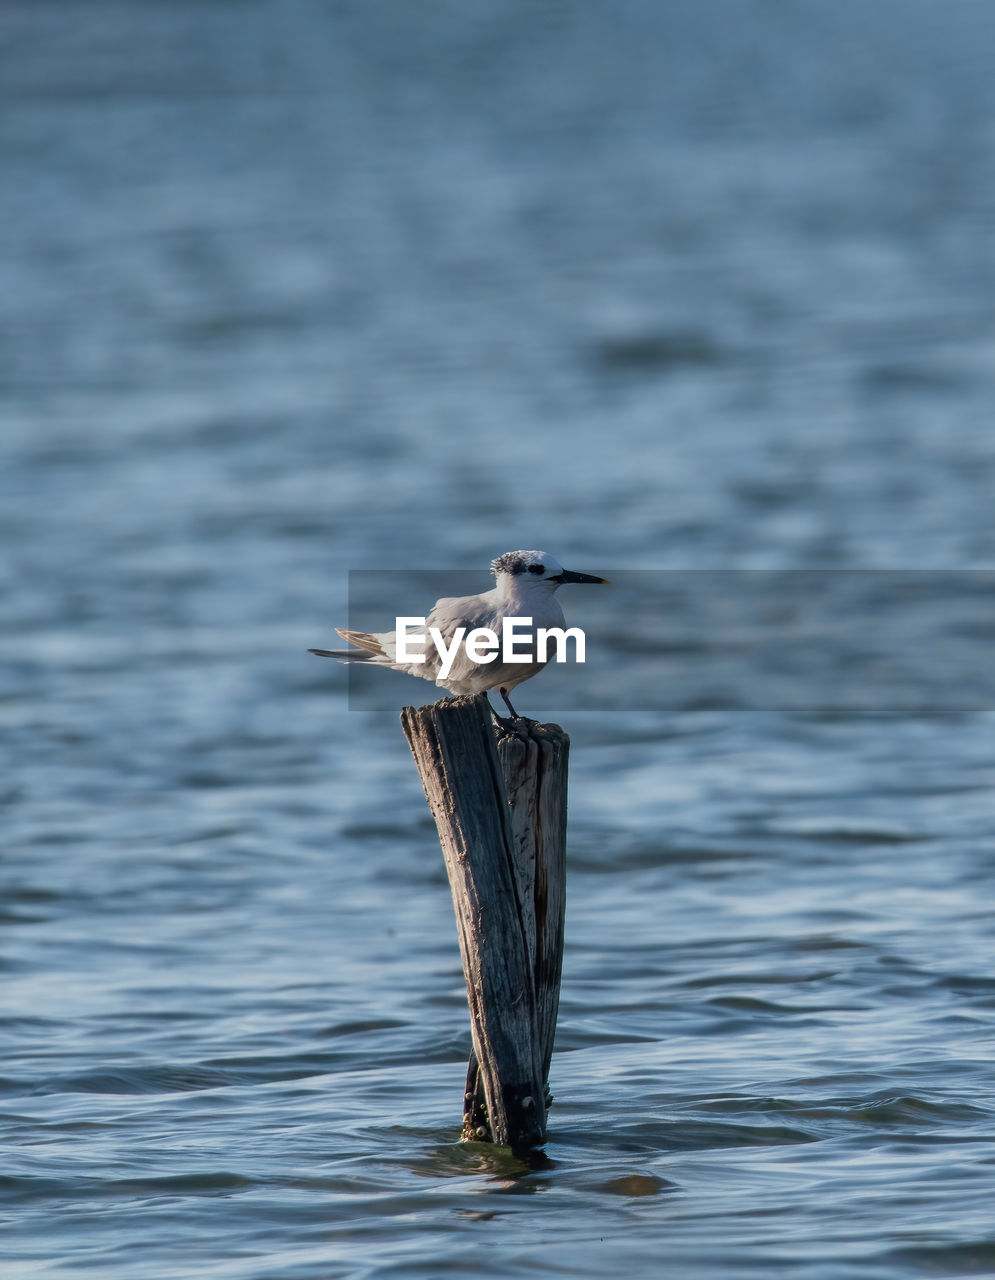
[{"xmin": 401, "ymin": 694, "xmax": 568, "ymax": 1151}]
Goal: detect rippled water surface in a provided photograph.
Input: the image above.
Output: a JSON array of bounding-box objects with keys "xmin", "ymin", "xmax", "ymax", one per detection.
[{"xmin": 4, "ymin": 2, "xmax": 995, "ymax": 1276}]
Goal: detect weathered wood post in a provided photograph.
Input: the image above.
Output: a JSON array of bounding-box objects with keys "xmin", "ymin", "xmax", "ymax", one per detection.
[{"xmin": 401, "ymin": 693, "xmax": 568, "ymax": 1151}]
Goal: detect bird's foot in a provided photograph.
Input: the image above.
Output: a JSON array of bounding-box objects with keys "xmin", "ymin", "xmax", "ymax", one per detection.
[{"xmin": 486, "ymin": 694, "xmax": 531, "ymax": 733}]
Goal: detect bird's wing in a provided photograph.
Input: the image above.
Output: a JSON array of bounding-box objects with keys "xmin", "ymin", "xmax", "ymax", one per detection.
[
  {"xmin": 415, "ymin": 595, "xmax": 477, "ymax": 684},
  {"xmin": 424, "ymin": 591, "xmax": 554, "ymax": 690},
  {"xmin": 425, "ymin": 593, "xmax": 498, "ymax": 632}
]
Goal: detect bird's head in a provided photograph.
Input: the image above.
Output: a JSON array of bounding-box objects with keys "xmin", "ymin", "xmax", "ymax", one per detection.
[{"xmin": 490, "ymin": 550, "xmax": 610, "ymax": 594}]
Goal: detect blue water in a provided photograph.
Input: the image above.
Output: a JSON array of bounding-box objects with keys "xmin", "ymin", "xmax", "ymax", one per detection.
[{"xmin": 3, "ymin": 2, "xmax": 995, "ymax": 1276}]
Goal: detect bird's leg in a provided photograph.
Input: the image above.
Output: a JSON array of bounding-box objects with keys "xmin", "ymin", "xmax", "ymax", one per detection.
[
  {"xmin": 499, "ymin": 686, "xmax": 523, "ymax": 720},
  {"xmin": 486, "ymin": 689, "xmax": 530, "ymax": 730},
  {"xmin": 485, "ymin": 693, "xmax": 515, "ymax": 730}
]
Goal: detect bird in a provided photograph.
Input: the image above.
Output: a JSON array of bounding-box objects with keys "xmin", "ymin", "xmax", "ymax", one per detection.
[{"xmin": 309, "ymin": 550, "xmax": 609, "ymax": 720}]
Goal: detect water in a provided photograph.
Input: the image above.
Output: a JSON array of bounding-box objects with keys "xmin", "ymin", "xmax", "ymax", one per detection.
[{"xmin": 3, "ymin": 2, "xmax": 995, "ymax": 1275}]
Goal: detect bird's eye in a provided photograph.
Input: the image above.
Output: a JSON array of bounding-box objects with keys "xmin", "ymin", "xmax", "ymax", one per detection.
[{"xmin": 528, "ymin": 564, "xmax": 544, "ymax": 574}]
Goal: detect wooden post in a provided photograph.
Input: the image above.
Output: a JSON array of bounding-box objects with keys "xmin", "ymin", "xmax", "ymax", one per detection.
[{"xmin": 401, "ymin": 694, "xmax": 569, "ymax": 1151}]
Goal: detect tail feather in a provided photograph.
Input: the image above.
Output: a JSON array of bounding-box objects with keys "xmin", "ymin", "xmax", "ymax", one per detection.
[
  {"xmin": 334, "ymin": 628, "xmax": 388, "ymax": 658},
  {"xmin": 308, "ymin": 647, "xmax": 372, "ymax": 661}
]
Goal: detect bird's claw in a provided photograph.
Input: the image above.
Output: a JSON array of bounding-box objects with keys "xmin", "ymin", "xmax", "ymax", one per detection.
[
  {"xmin": 486, "ymin": 696, "xmax": 531, "ymax": 733},
  {"xmin": 488, "ymin": 708, "xmax": 534, "ymax": 734}
]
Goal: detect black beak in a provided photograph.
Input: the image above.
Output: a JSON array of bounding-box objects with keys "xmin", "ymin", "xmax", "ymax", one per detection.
[{"xmin": 551, "ymin": 569, "xmax": 611, "ymax": 585}]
